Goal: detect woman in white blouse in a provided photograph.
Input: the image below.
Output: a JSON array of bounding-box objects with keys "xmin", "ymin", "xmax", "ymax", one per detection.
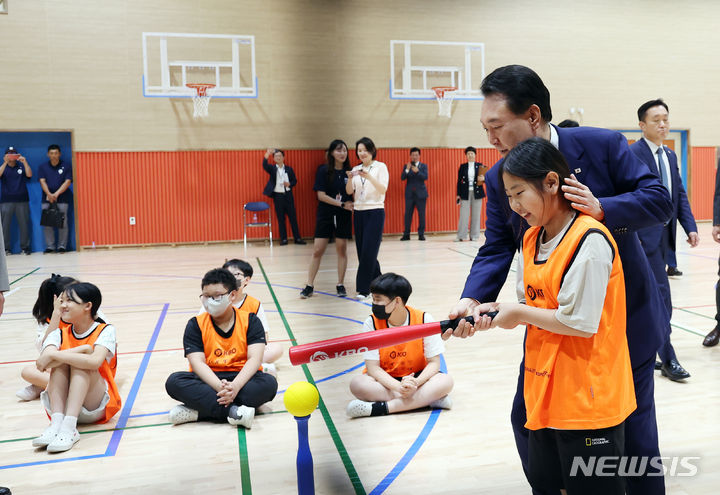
[{"xmin": 345, "ymin": 137, "xmax": 389, "ymax": 299}]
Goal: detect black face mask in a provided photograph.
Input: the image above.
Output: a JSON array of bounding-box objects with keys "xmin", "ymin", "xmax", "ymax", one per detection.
[{"xmin": 371, "ymin": 300, "xmax": 395, "ymax": 320}]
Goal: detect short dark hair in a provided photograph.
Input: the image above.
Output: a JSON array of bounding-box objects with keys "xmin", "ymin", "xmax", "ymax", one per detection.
[
  {"xmin": 355, "ymin": 137, "xmax": 377, "ymax": 160},
  {"xmin": 201, "ymin": 268, "xmax": 238, "ymax": 292},
  {"xmin": 64, "ymin": 282, "xmax": 102, "ymax": 319},
  {"xmin": 32, "ymin": 274, "xmax": 77, "ymax": 324},
  {"xmin": 409, "ymin": 147, "xmax": 421, "ymax": 155},
  {"xmin": 637, "ymin": 99, "xmax": 668, "ymax": 122},
  {"xmin": 499, "ymin": 137, "xmax": 571, "ymax": 208},
  {"xmin": 557, "ymin": 119, "xmax": 579, "ymax": 128},
  {"xmin": 47, "ymin": 144, "xmax": 61, "ymax": 152},
  {"xmin": 274, "ymin": 149, "xmax": 285, "ymax": 156},
  {"xmin": 369, "ymin": 272, "xmax": 412, "ymax": 304},
  {"xmin": 481, "ymin": 65, "xmax": 552, "ymax": 122},
  {"xmin": 222, "ymin": 259, "xmax": 253, "ymax": 278},
  {"xmin": 464, "ymin": 146, "xmax": 477, "ymax": 155}
]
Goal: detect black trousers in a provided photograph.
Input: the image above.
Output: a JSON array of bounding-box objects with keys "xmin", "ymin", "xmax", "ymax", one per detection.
[
  {"xmin": 716, "ymin": 255, "xmax": 720, "ymax": 324},
  {"xmin": 403, "ymin": 196, "xmax": 426, "ymax": 236},
  {"xmin": 165, "ymin": 370, "xmax": 278, "ymax": 422},
  {"xmin": 273, "ymin": 192, "xmax": 301, "ymax": 241},
  {"xmin": 353, "ymin": 208, "xmax": 384, "ymax": 295}
]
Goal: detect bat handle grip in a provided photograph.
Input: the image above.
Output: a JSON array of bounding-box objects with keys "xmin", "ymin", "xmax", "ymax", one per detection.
[{"xmin": 439, "ymin": 311, "xmax": 499, "ymax": 332}]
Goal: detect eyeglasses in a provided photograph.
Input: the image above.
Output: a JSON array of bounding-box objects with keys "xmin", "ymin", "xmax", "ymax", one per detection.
[{"xmin": 199, "ymin": 292, "xmax": 229, "ymax": 302}]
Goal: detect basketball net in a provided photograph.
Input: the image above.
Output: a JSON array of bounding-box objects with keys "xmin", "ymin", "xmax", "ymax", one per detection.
[
  {"xmin": 432, "ymin": 86, "xmax": 457, "ymax": 118},
  {"xmin": 186, "ymin": 83, "xmax": 216, "ymax": 118}
]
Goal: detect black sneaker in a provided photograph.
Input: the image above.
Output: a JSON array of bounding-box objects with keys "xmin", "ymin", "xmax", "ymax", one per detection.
[
  {"xmin": 44, "ymin": 248, "xmax": 54, "ymax": 254},
  {"xmin": 336, "ymin": 285, "xmax": 347, "ymax": 297},
  {"xmin": 400, "ymin": 234, "xmax": 410, "ymax": 241},
  {"xmin": 57, "ymin": 247, "xmax": 67, "ymax": 253},
  {"xmin": 418, "ymin": 235, "xmax": 426, "ymax": 241},
  {"xmin": 300, "ymin": 285, "xmax": 314, "ymax": 299},
  {"xmin": 667, "ymin": 267, "xmax": 682, "ymax": 278},
  {"xmin": 23, "ymin": 248, "xmax": 32, "ymax": 255}
]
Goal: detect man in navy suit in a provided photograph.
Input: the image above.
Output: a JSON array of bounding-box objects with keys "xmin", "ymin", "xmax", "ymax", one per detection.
[
  {"xmin": 704, "ymin": 162, "xmax": 720, "ymax": 346},
  {"xmin": 443, "ymin": 65, "xmax": 673, "ymax": 494},
  {"xmin": 262, "ymin": 148, "xmax": 306, "ymax": 245},
  {"xmin": 630, "ymin": 99, "xmax": 698, "ymax": 381},
  {"xmin": 400, "ymin": 147, "xmax": 429, "ymax": 241}
]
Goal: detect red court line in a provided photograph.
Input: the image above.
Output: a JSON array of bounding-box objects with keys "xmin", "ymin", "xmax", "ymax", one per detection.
[{"xmin": 0, "ymin": 339, "xmax": 294, "ymax": 365}]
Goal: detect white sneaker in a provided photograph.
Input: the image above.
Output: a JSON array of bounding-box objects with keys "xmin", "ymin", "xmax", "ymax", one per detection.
[
  {"xmin": 168, "ymin": 405, "xmax": 199, "ymax": 425},
  {"xmin": 47, "ymin": 428, "xmax": 80, "ymax": 453},
  {"xmin": 429, "ymin": 395, "xmax": 453, "ymax": 410},
  {"xmin": 16, "ymin": 384, "xmax": 42, "ymax": 401},
  {"xmin": 32, "ymin": 425, "xmax": 60, "ymax": 448},
  {"xmin": 262, "ymin": 363, "xmax": 277, "ymax": 377},
  {"xmin": 227, "ymin": 405, "xmax": 255, "ymax": 429},
  {"xmin": 346, "ymin": 399, "xmax": 372, "ymax": 418}
]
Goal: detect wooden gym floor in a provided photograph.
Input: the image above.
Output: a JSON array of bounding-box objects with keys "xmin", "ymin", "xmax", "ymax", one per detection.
[{"xmin": 1, "ymin": 223, "xmax": 718, "ymax": 494}]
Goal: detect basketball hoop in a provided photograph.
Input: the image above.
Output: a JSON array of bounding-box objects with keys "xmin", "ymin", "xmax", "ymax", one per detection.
[
  {"xmin": 186, "ymin": 83, "xmax": 216, "ymax": 118},
  {"xmin": 432, "ymin": 86, "xmax": 457, "ymax": 118}
]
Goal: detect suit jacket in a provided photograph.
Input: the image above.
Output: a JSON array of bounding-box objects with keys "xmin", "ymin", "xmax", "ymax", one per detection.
[
  {"xmin": 631, "ymin": 139, "xmax": 697, "ymax": 251},
  {"xmin": 400, "ymin": 162, "xmax": 428, "ymax": 199},
  {"xmin": 715, "ymin": 158, "xmax": 720, "ymax": 225},
  {"xmin": 460, "ymin": 125, "xmax": 673, "ymax": 366},
  {"xmin": 262, "ymin": 159, "xmax": 298, "ymax": 198},
  {"xmin": 456, "ymin": 162, "xmax": 487, "ymax": 200}
]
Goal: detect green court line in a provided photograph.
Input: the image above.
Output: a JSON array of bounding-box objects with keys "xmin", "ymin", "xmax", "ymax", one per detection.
[
  {"xmin": 671, "ymin": 323, "xmax": 706, "ymax": 337},
  {"xmin": 674, "ymin": 307, "xmax": 715, "ymax": 320},
  {"xmin": 257, "ymin": 258, "xmax": 367, "ymax": 495},
  {"xmin": 10, "ymin": 267, "xmax": 40, "ymax": 286},
  {"xmin": 237, "ymin": 427, "xmax": 252, "ymax": 494},
  {"xmin": 0, "ymin": 421, "xmax": 172, "ymax": 445}
]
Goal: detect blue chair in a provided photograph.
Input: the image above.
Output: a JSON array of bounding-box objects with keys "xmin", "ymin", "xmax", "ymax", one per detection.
[{"xmin": 243, "ymin": 201, "xmax": 273, "ymax": 249}]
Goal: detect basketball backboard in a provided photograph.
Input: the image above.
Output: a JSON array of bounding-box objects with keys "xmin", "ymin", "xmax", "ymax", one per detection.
[
  {"xmin": 390, "ymin": 40, "xmax": 485, "ymax": 100},
  {"xmin": 142, "ymin": 32, "xmax": 257, "ymax": 98}
]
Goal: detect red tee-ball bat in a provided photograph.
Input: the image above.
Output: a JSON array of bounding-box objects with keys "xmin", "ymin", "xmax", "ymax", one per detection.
[{"xmin": 288, "ymin": 313, "xmax": 496, "ymax": 366}]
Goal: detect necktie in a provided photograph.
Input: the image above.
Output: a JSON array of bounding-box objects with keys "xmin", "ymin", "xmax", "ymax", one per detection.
[{"xmin": 656, "ymin": 147, "xmax": 669, "ymax": 191}]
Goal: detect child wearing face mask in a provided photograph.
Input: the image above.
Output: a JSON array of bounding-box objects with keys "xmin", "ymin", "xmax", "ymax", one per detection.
[
  {"xmin": 165, "ymin": 268, "xmax": 278, "ymax": 428},
  {"xmin": 196, "ymin": 259, "xmax": 282, "ymax": 376},
  {"xmin": 346, "ymin": 273, "xmax": 453, "ymax": 418}
]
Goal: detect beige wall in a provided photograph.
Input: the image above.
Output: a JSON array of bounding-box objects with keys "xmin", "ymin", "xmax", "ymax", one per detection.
[{"xmin": 1, "ymin": 0, "xmax": 719, "ymax": 150}]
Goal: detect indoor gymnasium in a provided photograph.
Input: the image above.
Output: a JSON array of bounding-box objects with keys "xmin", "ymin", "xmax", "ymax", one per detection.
[{"xmin": 1, "ymin": 1, "xmax": 719, "ymax": 494}]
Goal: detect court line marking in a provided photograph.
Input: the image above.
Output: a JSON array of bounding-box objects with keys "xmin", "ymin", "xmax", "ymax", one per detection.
[
  {"xmin": 257, "ymin": 257, "xmax": 367, "ymax": 495},
  {"xmin": 9, "ymin": 267, "xmax": 40, "ymax": 286},
  {"xmin": 237, "ymin": 428, "xmax": 252, "ymax": 495},
  {"xmin": 0, "ymin": 304, "xmax": 168, "ymax": 470}
]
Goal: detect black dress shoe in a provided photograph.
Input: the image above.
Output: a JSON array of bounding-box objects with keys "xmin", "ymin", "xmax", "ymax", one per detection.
[
  {"xmin": 280, "ymin": 239, "xmax": 288, "ymax": 246},
  {"xmin": 418, "ymin": 235, "xmax": 426, "ymax": 241},
  {"xmin": 400, "ymin": 234, "xmax": 410, "ymax": 241},
  {"xmin": 23, "ymin": 248, "xmax": 32, "ymax": 255},
  {"xmin": 57, "ymin": 247, "xmax": 66, "ymax": 253},
  {"xmin": 655, "ymin": 361, "xmax": 662, "ymax": 370},
  {"xmin": 703, "ymin": 325, "xmax": 720, "ymax": 347},
  {"xmin": 667, "ymin": 266, "xmax": 683, "ymax": 278},
  {"xmin": 44, "ymin": 248, "xmax": 54, "ymax": 253},
  {"xmin": 660, "ymin": 359, "xmax": 690, "ymax": 381},
  {"xmin": 294, "ymin": 239, "xmax": 307, "ymax": 245}
]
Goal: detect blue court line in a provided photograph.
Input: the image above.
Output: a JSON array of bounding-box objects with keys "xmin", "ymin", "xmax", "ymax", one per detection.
[
  {"xmin": 369, "ymin": 355, "xmax": 449, "ymax": 495},
  {"xmin": 106, "ymin": 303, "xmax": 169, "ymax": 455},
  {"xmin": 129, "ymin": 411, "xmax": 169, "ymax": 419},
  {"xmin": 0, "ymin": 304, "xmax": 169, "ymax": 470}
]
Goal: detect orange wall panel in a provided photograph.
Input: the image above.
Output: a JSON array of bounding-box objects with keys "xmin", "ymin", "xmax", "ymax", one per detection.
[
  {"xmin": 689, "ymin": 147, "xmax": 717, "ymax": 221},
  {"xmin": 76, "ymin": 148, "xmax": 502, "ymax": 247}
]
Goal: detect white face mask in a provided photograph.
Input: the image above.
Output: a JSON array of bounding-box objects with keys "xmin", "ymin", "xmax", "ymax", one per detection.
[{"xmin": 203, "ymin": 294, "xmax": 231, "ymax": 317}]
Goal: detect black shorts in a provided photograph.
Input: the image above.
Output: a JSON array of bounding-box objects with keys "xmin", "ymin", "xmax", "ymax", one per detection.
[
  {"xmin": 528, "ymin": 422, "xmax": 626, "ymax": 495},
  {"xmin": 314, "ymin": 207, "xmax": 352, "ymax": 239},
  {"xmin": 391, "ymin": 370, "xmax": 423, "ymax": 381}
]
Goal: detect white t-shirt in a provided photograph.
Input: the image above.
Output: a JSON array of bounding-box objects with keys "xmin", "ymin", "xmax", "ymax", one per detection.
[
  {"xmin": 35, "ymin": 309, "xmax": 108, "ymax": 351},
  {"xmin": 350, "ymin": 161, "xmax": 389, "ymax": 210},
  {"xmin": 43, "ymin": 321, "xmax": 117, "ymax": 363},
  {"xmin": 361, "ymin": 311, "xmax": 444, "ymax": 361},
  {"xmin": 274, "ymin": 165, "xmax": 289, "ymax": 193},
  {"xmin": 467, "ymin": 162, "xmax": 475, "ymax": 191},
  {"xmin": 516, "ymin": 214, "xmax": 613, "ymax": 333}
]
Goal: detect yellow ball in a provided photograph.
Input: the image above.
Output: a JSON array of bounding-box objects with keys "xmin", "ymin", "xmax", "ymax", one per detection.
[{"xmin": 283, "ymin": 381, "xmax": 320, "ymax": 417}]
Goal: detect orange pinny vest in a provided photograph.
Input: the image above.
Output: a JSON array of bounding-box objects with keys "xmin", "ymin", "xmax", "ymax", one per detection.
[
  {"xmin": 237, "ymin": 294, "xmax": 261, "ymax": 314},
  {"xmin": 59, "ymin": 322, "xmax": 121, "ymax": 424},
  {"xmin": 521, "ymin": 214, "xmax": 636, "ymax": 431},
  {"xmin": 370, "ymin": 306, "xmax": 427, "ymax": 377},
  {"xmin": 194, "ymin": 308, "xmax": 260, "ymax": 373}
]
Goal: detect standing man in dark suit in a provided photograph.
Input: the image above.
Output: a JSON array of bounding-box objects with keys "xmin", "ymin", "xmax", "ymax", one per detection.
[
  {"xmin": 703, "ymin": 158, "xmax": 720, "ymax": 346},
  {"xmin": 444, "ymin": 65, "xmax": 672, "ymax": 494},
  {"xmin": 630, "ymin": 99, "xmax": 698, "ymax": 381},
  {"xmin": 262, "ymin": 148, "xmax": 306, "ymax": 246},
  {"xmin": 400, "ymin": 147, "xmax": 428, "ymax": 241}
]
